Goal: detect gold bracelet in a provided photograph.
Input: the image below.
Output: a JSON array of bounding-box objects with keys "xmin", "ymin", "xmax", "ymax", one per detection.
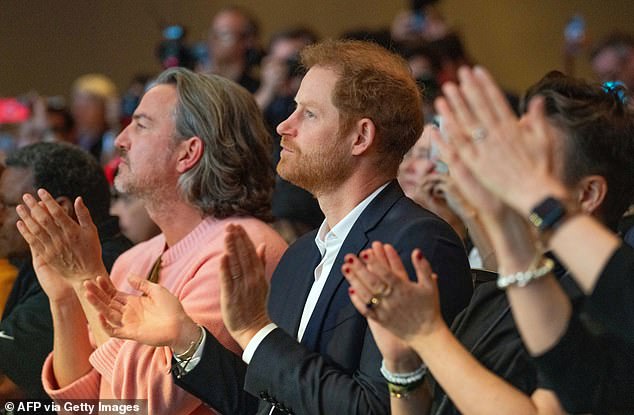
[{"xmin": 388, "ymin": 378, "xmax": 425, "ymax": 399}]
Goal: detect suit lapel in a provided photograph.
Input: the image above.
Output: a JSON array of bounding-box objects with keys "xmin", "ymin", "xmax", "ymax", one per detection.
[
  {"xmin": 273, "ymin": 241, "xmax": 322, "ymax": 336},
  {"xmin": 300, "ymin": 181, "xmax": 404, "ymax": 351}
]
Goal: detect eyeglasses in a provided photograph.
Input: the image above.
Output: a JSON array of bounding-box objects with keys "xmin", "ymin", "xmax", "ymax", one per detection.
[{"xmin": 402, "ymin": 147, "xmax": 431, "ymax": 161}]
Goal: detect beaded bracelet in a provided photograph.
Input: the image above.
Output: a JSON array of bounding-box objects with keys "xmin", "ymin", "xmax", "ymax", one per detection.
[
  {"xmin": 497, "ymin": 256, "xmax": 554, "ymax": 289},
  {"xmin": 380, "ymin": 360, "xmax": 427, "ymax": 385}
]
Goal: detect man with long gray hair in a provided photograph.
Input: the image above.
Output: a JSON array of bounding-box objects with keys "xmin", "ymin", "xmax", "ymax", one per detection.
[{"xmin": 16, "ymin": 68, "xmax": 288, "ymax": 414}]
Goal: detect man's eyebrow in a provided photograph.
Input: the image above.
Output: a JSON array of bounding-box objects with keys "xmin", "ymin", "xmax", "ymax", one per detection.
[
  {"xmin": 296, "ymin": 99, "xmax": 321, "ymax": 109},
  {"xmin": 132, "ymin": 113, "xmax": 153, "ymax": 122}
]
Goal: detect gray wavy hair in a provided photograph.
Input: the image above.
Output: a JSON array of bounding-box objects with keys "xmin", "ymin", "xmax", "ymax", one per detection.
[{"xmin": 154, "ymin": 67, "xmax": 274, "ymax": 221}]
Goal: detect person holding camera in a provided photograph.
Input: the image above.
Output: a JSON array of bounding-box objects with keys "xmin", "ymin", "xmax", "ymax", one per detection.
[{"xmin": 398, "ymin": 125, "xmax": 496, "ymax": 270}]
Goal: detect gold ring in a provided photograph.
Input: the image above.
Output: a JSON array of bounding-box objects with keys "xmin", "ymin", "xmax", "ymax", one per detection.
[{"xmin": 366, "ymin": 296, "xmax": 381, "ymax": 309}]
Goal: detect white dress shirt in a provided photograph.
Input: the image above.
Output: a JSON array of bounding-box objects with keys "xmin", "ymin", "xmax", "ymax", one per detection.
[{"xmin": 243, "ymin": 182, "xmax": 388, "ymax": 362}]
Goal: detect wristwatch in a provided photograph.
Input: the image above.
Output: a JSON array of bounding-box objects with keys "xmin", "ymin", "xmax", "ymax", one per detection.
[{"xmin": 528, "ymin": 196, "xmax": 569, "ymax": 232}]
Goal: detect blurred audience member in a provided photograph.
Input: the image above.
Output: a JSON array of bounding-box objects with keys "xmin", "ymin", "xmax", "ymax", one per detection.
[
  {"xmin": 0, "ymin": 164, "xmax": 19, "ymax": 316},
  {"xmin": 255, "ymin": 27, "xmax": 317, "ymax": 115},
  {"xmin": 402, "ymin": 44, "xmax": 441, "ymax": 122},
  {"xmin": 110, "ymin": 192, "xmax": 160, "ymax": 245},
  {"xmin": 70, "ymin": 73, "xmax": 120, "ymax": 164},
  {"xmin": 0, "ymin": 142, "xmax": 131, "ymax": 399},
  {"xmin": 120, "ymin": 74, "xmax": 153, "ymax": 128},
  {"xmin": 14, "ymin": 97, "xmax": 49, "ymax": 149},
  {"xmin": 399, "ymin": 126, "xmax": 495, "ymax": 270},
  {"xmin": 427, "ymin": 33, "xmax": 472, "ymax": 85},
  {"xmin": 44, "ymin": 97, "xmax": 74, "ymax": 143},
  {"xmin": 391, "ymin": 0, "xmax": 448, "ymax": 46},
  {"xmin": 10, "ymin": 95, "xmax": 73, "ymax": 150},
  {"xmin": 591, "ymin": 32, "xmax": 634, "ymax": 90},
  {"xmin": 0, "ymin": 259, "xmax": 17, "ymax": 317},
  {"xmin": 428, "ymin": 33, "xmax": 520, "ymax": 113},
  {"xmin": 205, "ymin": 6, "xmax": 261, "ymax": 93},
  {"xmin": 255, "ymin": 27, "xmax": 323, "ymax": 242}
]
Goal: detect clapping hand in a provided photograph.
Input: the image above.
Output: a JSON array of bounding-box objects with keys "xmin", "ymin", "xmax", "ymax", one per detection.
[
  {"xmin": 435, "ymin": 66, "xmax": 568, "ymax": 214},
  {"xmin": 219, "ymin": 224, "xmax": 272, "ymax": 350},
  {"xmin": 343, "ymin": 242, "xmax": 443, "ymax": 345},
  {"xmin": 84, "ymin": 276, "xmax": 200, "ymax": 353},
  {"xmin": 16, "ymin": 189, "xmax": 106, "ymax": 301}
]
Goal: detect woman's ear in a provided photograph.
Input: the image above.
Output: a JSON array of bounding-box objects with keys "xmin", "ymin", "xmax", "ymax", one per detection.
[{"xmin": 575, "ymin": 175, "xmax": 608, "ymax": 216}]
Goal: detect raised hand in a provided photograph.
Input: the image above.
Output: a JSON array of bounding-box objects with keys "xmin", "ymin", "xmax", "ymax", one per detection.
[
  {"xmin": 435, "ymin": 70, "xmax": 554, "ymax": 276},
  {"xmin": 16, "ymin": 189, "xmax": 107, "ymax": 287},
  {"xmin": 414, "ymin": 171, "xmax": 465, "ymax": 232},
  {"xmin": 84, "ymin": 276, "xmax": 200, "ymax": 353},
  {"xmin": 343, "ymin": 242, "xmax": 443, "ymax": 345},
  {"xmin": 435, "ymin": 66, "xmax": 568, "ymax": 214},
  {"xmin": 219, "ymin": 224, "xmax": 272, "ymax": 349},
  {"xmin": 429, "ymin": 125, "xmax": 504, "ymax": 219}
]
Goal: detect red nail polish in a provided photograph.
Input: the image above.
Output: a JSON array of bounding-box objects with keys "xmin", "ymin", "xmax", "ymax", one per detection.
[
  {"xmin": 416, "ymin": 251, "xmax": 424, "ymax": 260},
  {"xmin": 343, "ymin": 267, "xmax": 350, "ymax": 274},
  {"xmin": 362, "ymin": 253, "xmax": 369, "ymax": 260},
  {"xmin": 347, "ymin": 257, "xmax": 354, "ymax": 264},
  {"xmin": 348, "ymin": 287, "xmax": 355, "ymax": 294}
]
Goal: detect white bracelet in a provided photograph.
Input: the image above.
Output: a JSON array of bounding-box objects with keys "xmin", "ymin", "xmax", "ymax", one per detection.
[
  {"xmin": 380, "ymin": 360, "xmax": 427, "ymax": 385},
  {"xmin": 497, "ymin": 257, "xmax": 554, "ymax": 289}
]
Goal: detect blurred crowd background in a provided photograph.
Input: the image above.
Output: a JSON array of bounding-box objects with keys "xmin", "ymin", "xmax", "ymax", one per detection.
[
  {"xmin": 1, "ymin": 0, "xmax": 633, "ymax": 244},
  {"xmin": 2, "ymin": 0, "xmax": 633, "ymax": 97}
]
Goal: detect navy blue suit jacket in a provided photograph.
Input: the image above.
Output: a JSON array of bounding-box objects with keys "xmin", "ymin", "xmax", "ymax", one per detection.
[{"xmin": 175, "ymin": 181, "xmax": 473, "ymax": 414}]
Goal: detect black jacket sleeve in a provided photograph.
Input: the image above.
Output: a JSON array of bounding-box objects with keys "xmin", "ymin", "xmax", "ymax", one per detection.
[
  {"xmin": 0, "ymin": 286, "xmax": 52, "ymax": 398},
  {"xmin": 533, "ymin": 314, "xmax": 634, "ymax": 413},
  {"xmin": 584, "ymin": 243, "xmax": 634, "ymax": 343},
  {"xmin": 244, "ymin": 326, "xmax": 388, "ymax": 415},
  {"xmin": 172, "ymin": 329, "xmax": 258, "ymax": 415}
]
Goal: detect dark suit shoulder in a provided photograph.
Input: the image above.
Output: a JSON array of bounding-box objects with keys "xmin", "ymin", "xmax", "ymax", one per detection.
[
  {"xmin": 282, "ymin": 229, "xmax": 318, "ymax": 254},
  {"xmin": 369, "ymin": 194, "xmax": 473, "ymax": 325}
]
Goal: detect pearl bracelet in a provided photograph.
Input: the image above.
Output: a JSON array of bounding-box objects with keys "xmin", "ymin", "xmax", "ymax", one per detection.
[
  {"xmin": 497, "ymin": 256, "xmax": 554, "ymax": 289},
  {"xmin": 380, "ymin": 360, "xmax": 427, "ymax": 385}
]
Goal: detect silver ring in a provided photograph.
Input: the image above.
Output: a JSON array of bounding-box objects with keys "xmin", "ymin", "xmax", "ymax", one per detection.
[
  {"xmin": 471, "ymin": 127, "xmax": 488, "ymax": 141},
  {"xmin": 231, "ymin": 274, "xmax": 241, "ymax": 280}
]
